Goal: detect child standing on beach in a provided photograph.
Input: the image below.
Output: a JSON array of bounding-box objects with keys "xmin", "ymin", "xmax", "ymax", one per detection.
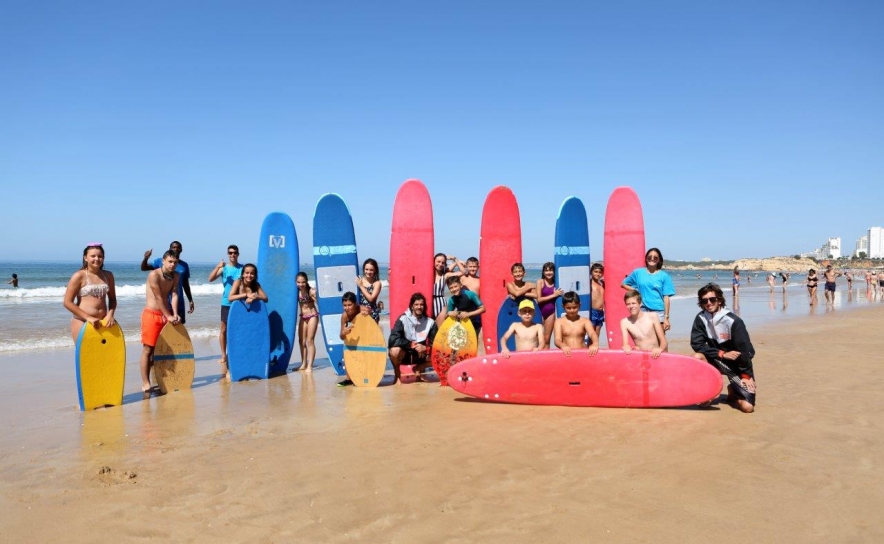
[
  {"xmin": 500, "ymin": 299, "xmax": 544, "ymax": 358},
  {"xmin": 296, "ymin": 272, "xmax": 318, "ymax": 373},
  {"xmin": 590, "ymin": 263, "xmax": 605, "ymax": 338},
  {"xmin": 337, "ymin": 291, "xmax": 362, "ymax": 386},
  {"xmin": 458, "ymin": 256, "xmax": 481, "ymax": 293},
  {"xmin": 446, "ymin": 276, "xmax": 485, "ymax": 336},
  {"xmin": 536, "ymin": 262, "xmax": 564, "ymax": 349},
  {"xmin": 554, "ymin": 291, "xmax": 599, "ymax": 357},
  {"xmin": 506, "ymin": 262, "xmax": 536, "ymax": 302},
  {"xmin": 620, "ymin": 291, "xmax": 667, "ymax": 357}
]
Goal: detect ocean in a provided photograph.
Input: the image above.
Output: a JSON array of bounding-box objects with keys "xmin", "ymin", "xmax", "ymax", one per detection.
[{"xmin": 0, "ymin": 261, "xmax": 878, "ymax": 353}]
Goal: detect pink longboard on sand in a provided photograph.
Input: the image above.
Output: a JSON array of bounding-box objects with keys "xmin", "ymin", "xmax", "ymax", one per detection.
[
  {"xmin": 447, "ymin": 349, "xmax": 722, "ymax": 408},
  {"xmin": 390, "ymin": 179, "xmax": 435, "ymax": 381},
  {"xmin": 603, "ymin": 187, "xmax": 645, "ymax": 349},
  {"xmin": 479, "ymin": 186, "xmax": 522, "ymax": 354}
]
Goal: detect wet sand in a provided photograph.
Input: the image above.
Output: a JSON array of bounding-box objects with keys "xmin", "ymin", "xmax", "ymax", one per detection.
[{"xmin": 1, "ymin": 304, "xmax": 883, "ymax": 542}]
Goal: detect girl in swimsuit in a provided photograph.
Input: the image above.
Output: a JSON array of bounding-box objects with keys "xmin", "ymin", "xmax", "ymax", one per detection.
[
  {"xmin": 432, "ymin": 252, "xmax": 462, "ymax": 323},
  {"xmin": 356, "ymin": 258, "xmax": 382, "ymax": 323},
  {"xmin": 805, "ymin": 269, "xmax": 819, "ymax": 304},
  {"xmin": 535, "ymin": 262, "xmax": 564, "ymax": 349},
  {"xmin": 296, "ymin": 271, "xmax": 319, "ymax": 372},
  {"xmin": 63, "ymin": 243, "xmax": 117, "ymax": 342},
  {"xmin": 228, "ymin": 263, "xmax": 268, "ymax": 305}
]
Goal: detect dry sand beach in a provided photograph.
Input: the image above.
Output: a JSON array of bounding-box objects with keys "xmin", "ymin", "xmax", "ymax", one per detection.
[{"xmin": 1, "ymin": 305, "xmax": 883, "ymax": 543}]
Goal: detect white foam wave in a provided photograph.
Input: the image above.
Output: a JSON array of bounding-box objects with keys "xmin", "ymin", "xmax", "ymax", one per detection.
[
  {"xmin": 0, "ymin": 283, "xmax": 223, "ymax": 300},
  {"xmin": 0, "ymin": 325, "xmax": 221, "ymax": 353}
]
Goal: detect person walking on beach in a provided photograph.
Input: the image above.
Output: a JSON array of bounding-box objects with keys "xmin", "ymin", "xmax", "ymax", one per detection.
[
  {"xmin": 846, "ymin": 271, "xmax": 853, "ymax": 291},
  {"xmin": 140, "ymin": 250, "xmax": 181, "ymax": 396},
  {"xmin": 554, "ymin": 291, "xmax": 599, "ymax": 356},
  {"xmin": 621, "ymin": 248, "xmax": 675, "ymax": 333},
  {"xmin": 823, "ymin": 265, "xmax": 842, "ymax": 305},
  {"xmin": 691, "ymin": 283, "xmax": 756, "ymax": 414},
  {"xmin": 536, "ymin": 262, "xmax": 564, "ymax": 349},
  {"xmin": 805, "ymin": 268, "xmax": 819, "ymax": 305},
  {"xmin": 141, "ymin": 241, "xmax": 194, "ymax": 323},
  {"xmin": 619, "ymin": 291, "xmax": 667, "ymax": 357},
  {"xmin": 208, "ymin": 244, "xmax": 243, "ymax": 377},
  {"xmin": 780, "ymin": 272, "xmax": 791, "ymax": 291},
  {"xmin": 388, "ymin": 293, "xmax": 437, "ymax": 383},
  {"xmin": 295, "ymin": 272, "xmax": 319, "ymax": 373},
  {"xmin": 589, "ymin": 263, "xmax": 605, "ymax": 338},
  {"xmin": 732, "ymin": 268, "xmax": 741, "ymax": 297},
  {"xmin": 767, "ymin": 272, "xmax": 776, "ymax": 292},
  {"xmin": 6, "ymin": 273, "xmax": 17, "ymax": 288},
  {"xmin": 63, "ymin": 243, "xmax": 117, "ymax": 341}
]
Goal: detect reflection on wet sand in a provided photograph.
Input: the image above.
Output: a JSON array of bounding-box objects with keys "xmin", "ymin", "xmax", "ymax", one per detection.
[{"xmin": 79, "ymin": 406, "xmax": 126, "ymax": 459}]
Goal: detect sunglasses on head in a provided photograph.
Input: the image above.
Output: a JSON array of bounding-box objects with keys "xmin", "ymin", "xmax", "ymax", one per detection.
[{"xmin": 700, "ymin": 296, "xmax": 718, "ymax": 304}]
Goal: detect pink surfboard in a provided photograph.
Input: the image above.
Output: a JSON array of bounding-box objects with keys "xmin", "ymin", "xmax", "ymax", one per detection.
[
  {"xmin": 603, "ymin": 187, "xmax": 645, "ymax": 349},
  {"xmin": 390, "ymin": 179, "xmax": 435, "ymax": 378},
  {"xmin": 479, "ymin": 186, "xmax": 522, "ymax": 354},
  {"xmin": 447, "ymin": 350, "xmax": 722, "ymax": 408}
]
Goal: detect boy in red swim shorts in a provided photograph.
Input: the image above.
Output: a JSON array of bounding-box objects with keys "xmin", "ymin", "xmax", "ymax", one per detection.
[{"xmin": 140, "ymin": 250, "xmax": 181, "ymax": 395}]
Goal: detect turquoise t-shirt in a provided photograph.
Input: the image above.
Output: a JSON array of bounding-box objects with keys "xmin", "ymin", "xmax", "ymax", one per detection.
[
  {"xmin": 221, "ymin": 264, "xmax": 243, "ymax": 306},
  {"xmin": 623, "ymin": 268, "xmax": 675, "ymax": 312}
]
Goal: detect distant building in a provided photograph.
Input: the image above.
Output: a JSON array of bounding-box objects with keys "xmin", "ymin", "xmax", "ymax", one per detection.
[
  {"xmin": 816, "ymin": 237, "xmax": 841, "ymax": 260},
  {"xmin": 855, "ymin": 235, "xmax": 869, "ymax": 258},
  {"xmin": 869, "ymin": 227, "xmax": 884, "ymax": 259}
]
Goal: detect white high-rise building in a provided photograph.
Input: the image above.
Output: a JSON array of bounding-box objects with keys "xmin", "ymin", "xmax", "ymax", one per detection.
[
  {"xmin": 822, "ymin": 237, "xmax": 841, "ymax": 259},
  {"xmin": 855, "ymin": 235, "xmax": 869, "ymax": 258},
  {"xmin": 869, "ymin": 227, "xmax": 884, "ymax": 259}
]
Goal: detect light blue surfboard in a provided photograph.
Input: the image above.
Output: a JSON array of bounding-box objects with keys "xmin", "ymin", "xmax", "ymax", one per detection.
[
  {"xmin": 313, "ymin": 194, "xmax": 358, "ymax": 376},
  {"xmin": 554, "ymin": 196, "xmax": 591, "ymax": 320},
  {"xmin": 496, "ymin": 298, "xmax": 542, "ymax": 352},
  {"xmin": 257, "ymin": 212, "xmax": 299, "ymax": 375},
  {"xmin": 227, "ymin": 300, "xmax": 271, "ymax": 381}
]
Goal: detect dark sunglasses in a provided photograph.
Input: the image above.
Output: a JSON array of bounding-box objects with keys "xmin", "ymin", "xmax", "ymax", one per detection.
[
  {"xmin": 228, "ymin": 251, "xmax": 239, "ymax": 255},
  {"xmin": 700, "ymin": 296, "xmax": 718, "ymax": 304},
  {"xmin": 646, "ymin": 255, "xmax": 660, "ymax": 261}
]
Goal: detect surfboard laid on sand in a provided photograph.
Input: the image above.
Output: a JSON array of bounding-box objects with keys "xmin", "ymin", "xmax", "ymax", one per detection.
[
  {"xmin": 227, "ymin": 300, "xmax": 271, "ymax": 381},
  {"xmin": 480, "ymin": 186, "xmax": 522, "ymax": 354},
  {"xmin": 555, "ymin": 196, "xmax": 591, "ymax": 320},
  {"xmin": 431, "ymin": 317, "xmax": 478, "ymax": 386},
  {"xmin": 496, "ymin": 298, "xmax": 541, "ymax": 352},
  {"xmin": 343, "ymin": 314, "xmax": 388, "ymax": 387},
  {"xmin": 390, "ymin": 179, "xmax": 434, "ymax": 378},
  {"xmin": 448, "ymin": 349, "xmax": 722, "ymax": 408},
  {"xmin": 603, "ymin": 187, "xmax": 645, "ymax": 349},
  {"xmin": 75, "ymin": 321, "xmax": 126, "ymax": 411},
  {"xmin": 153, "ymin": 323, "xmax": 195, "ymax": 394},
  {"xmin": 314, "ymin": 193, "xmax": 359, "ymax": 376},
  {"xmin": 258, "ymin": 212, "xmax": 299, "ymax": 375}
]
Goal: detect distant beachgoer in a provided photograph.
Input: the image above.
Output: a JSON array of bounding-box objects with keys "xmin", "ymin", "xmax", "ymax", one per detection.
[
  {"xmin": 865, "ymin": 270, "xmax": 873, "ymax": 290},
  {"xmin": 388, "ymin": 293, "xmax": 437, "ymax": 383},
  {"xmin": 228, "ymin": 263, "xmax": 268, "ymax": 305},
  {"xmin": 619, "ymin": 291, "xmax": 667, "ymax": 357},
  {"xmin": 805, "ymin": 269, "xmax": 819, "ymax": 305},
  {"xmin": 6, "ymin": 273, "xmax": 18, "ymax": 288},
  {"xmin": 446, "ymin": 275, "xmax": 485, "ymax": 336},
  {"xmin": 535, "ymin": 262, "xmax": 565, "ymax": 349},
  {"xmin": 553, "ymin": 291, "xmax": 599, "ymax": 357},
  {"xmin": 767, "ymin": 272, "xmax": 776, "ymax": 292},
  {"xmin": 500, "ymin": 299, "xmax": 544, "ymax": 358},
  {"xmin": 878, "ymin": 271, "xmax": 884, "ymax": 293},
  {"xmin": 141, "ymin": 241, "xmax": 194, "ymax": 324},
  {"xmin": 139, "ymin": 250, "xmax": 181, "ymax": 395},
  {"xmin": 691, "ymin": 283, "xmax": 756, "ymax": 413},
  {"xmin": 432, "ymin": 253, "xmax": 462, "ymax": 322},
  {"xmin": 355, "ymin": 258, "xmax": 382, "ymax": 323},
  {"xmin": 590, "ymin": 263, "xmax": 605, "ymax": 338},
  {"xmin": 295, "ymin": 272, "xmax": 318, "ymax": 373},
  {"xmin": 208, "ymin": 244, "xmax": 243, "ymax": 377},
  {"xmin": 506, "ymin": 262, "xmax": 536, "ymax": 302},
  {"xmin": 823, "ymin": 265, "xmax": 842, "ymax": 305},
  {"xmin": 846, "ymin": 271, "xmax": 853, "ymax": 291},
  {"xmin": 621, "ymin": 248, "xmax": 675, "ymax": 333},
  {"xmin": 459, "ymin": 256, "xmax": 481, "ymax": 293},
  {"xmin": 746, "ymin": 274, "xmax": 751, "ymax": 285},
  {"xmin": 732, "ymin": 268, "xmax": 741, "ymax": 297},
  {"xmin": 780, "ymin": 272, "xmax": 790, "ymax": 291},
  {"xmin": 63, "ymin": 243, "xmax": 117, "ymax": 342}
]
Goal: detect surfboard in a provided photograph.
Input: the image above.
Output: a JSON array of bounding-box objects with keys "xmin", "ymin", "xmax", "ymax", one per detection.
[
  {"xmin": 555, "ymin": 197, "xmax": 591, "ymax": 321},
  {"xmin": 343, "ymin": 313, "xmax": 388, "ymax": 387},
  {"xmin": 479, "ymin": 186, "xmax": 522, "ymax": 354},
  {"xmin": 314, "ymin": 193, "xmax": 359, "ymax": 376},
  {"xmin": 496, "ymin": 298, "xmax": 541, "ymax": 352},
  {"xmin": 257, "ymin": 212, "xmax": 299, "ymax": 375},
  {"xmin": 75, "ymin": 321, "xmax": 126, "ymax": 411},
  {"xmin": 431, "ymin": 317, "xmax": 478, "ymax": 386},
  {"xmin": 227, "ymin": 300, "xmax": 271, "ymax": 381},
  {"xmin": 448, "ymin": 349, "xmax": 722, "ymax": 408},
  {"xmin": 153, "ymin": 323, "xmax": 195, "ymax": 394},
  {"xmin": 603, "ymin": 187, "xmax": 645, "ymax": 349}
]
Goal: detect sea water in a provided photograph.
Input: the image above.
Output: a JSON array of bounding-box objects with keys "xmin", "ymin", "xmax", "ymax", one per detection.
[{"xmin": 0, "ymin": 261, "xmax": 879, "ymax": 353}]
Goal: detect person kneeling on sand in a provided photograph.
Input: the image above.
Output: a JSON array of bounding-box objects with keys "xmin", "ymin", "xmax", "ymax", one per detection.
[
  {"xmin": 553, "ymin": 291, "xmax": 599, "ymax": 357},
  {"xmin": 620, "ymin": 291, "xmax": 667, "ymax": 358},
  {"xmin": 690, "ymin": 283, "xmax": 757, "ymax": 413},
  {"xmin": 388, "ymin": 293, "xmax": 438, "ymax": 384},
  {"xmin": 500, "ymin": 299, "xmax": 544, "ymax": 357}
]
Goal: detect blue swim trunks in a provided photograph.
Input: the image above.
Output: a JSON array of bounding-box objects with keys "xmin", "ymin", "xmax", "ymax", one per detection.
[{"xmin": 590, "ymin": 308, "xmax": 605, "ymax": 328}]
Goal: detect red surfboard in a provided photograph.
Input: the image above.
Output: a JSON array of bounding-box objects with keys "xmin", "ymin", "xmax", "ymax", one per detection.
[
  {"xmin": 390, "ymin": 179, "xmax": 435, "ymax": 379},
  {"xmin": 479, "ymin": 186, "xmax": 522, "ymax": 354},
  {"xmin": 447, "ymin": 350, "xmax": 722, "ymax": 408},
  {"xmin": 603, "ymin": 187, "xmax": 645, "ymax": 349}
]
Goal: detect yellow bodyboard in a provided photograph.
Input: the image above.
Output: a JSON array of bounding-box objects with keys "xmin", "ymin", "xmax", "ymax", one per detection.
[
  {"xmin": 431, "ymin": 317, "xmax": 477, "ymax": 386},
  {"xmin": 76, "ymin": 321, "xmax": 126, "ymax": 411},
  {"xmin": 343, "ymin": 314, "xmax": 388, "ymax": 388}
]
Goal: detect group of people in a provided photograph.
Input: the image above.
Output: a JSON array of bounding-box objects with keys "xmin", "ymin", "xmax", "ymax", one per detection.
[{"xmin": 62, "ymin": 242, "xmax": 757, "ymax": 412}]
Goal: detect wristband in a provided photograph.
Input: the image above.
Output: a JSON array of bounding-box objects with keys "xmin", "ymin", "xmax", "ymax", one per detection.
[
  {"xmin": 740, "ymin": 373, "xmax": 751, "ymax": 381},
  {"xmin": 717, "ymin": 350, "xmax": 725, "ymax": 359}
]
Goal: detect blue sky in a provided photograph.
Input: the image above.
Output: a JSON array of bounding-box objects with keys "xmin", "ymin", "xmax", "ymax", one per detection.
[{"xmin": 2, "ymin": 1, "xmax": 882, "ymax": 264}]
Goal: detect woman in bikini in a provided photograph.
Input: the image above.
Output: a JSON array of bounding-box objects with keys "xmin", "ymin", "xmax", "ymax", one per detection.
[
  {"xmin": 432, "ymin": 252, "xmax": 462, "ymax": 323},
  {"xmin": 535, "ymin": 262, "xmax": 564, "ymax": 349},
  {"xmin": 228, "ymin": 263, "xmax": 268, "ymax": 305},
  {"xmin": 805, "ymin": 268, "xmax": 819, "ymax": 305},
  {"xmin": 63, "ymin": 243, "xmax": 117, "ymax": 342},
  {"xmin": 296, "ymin": 271, "xmax": 318, "ymax": 372},
  {"xmin": 355, "ymin": 258, "xmax": 382, "ymax": 323}
]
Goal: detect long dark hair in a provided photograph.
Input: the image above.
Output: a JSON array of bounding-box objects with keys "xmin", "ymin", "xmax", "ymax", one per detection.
[
  {"xmin": 81, "ymin": 244, "xmax": 105, "ymax": 270},
  {"xmin": 242, "ymin": 263, "xmax": 261, "ymax": 290},
  {"xmin": 646, "ymin": 248, "xmax": 664, "ymax": 271}
]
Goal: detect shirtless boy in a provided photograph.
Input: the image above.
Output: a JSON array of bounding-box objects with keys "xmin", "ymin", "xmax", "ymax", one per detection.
[
  {"xmin": 506, "ymin": 262, "xmax": 536, "ymax": 302},
  {"xmin": 500, "ymin": 299, "xmax": 544, "ymax": 357},
  {"xmin": 589, "ymin": 263, "xmax": 605, "ymax": 337},
  {"xmin": 458, "ymin": 257, "xmax": 481, "ymax": 293},
  {"xmin": 140, "ymin": 250, "xmax": 181, "ymax": 396},
  {"xmin": 619, "ymin": 291, "xmax": 667, "ymax": 358},
  {"xmin": 553, "ymin": 291, "xmax": 599, "ymax": 357},
  {"xmin": 823, "ymin": 264, "xmax": 842, "ymax": 304}
]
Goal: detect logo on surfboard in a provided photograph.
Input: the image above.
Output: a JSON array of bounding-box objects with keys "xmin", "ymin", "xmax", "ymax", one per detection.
[{"xmin": 268, "ymin": 235, "xmax": 286, "ymax": 248}]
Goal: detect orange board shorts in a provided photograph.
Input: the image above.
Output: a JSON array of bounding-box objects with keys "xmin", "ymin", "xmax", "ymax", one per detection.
[{"xmin": 141, "ymin": 308, "xmax": 166, "ymax": 347}]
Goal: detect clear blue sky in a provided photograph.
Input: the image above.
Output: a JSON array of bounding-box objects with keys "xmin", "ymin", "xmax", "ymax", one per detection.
[{"xmin": 2, "ymin": 1, "xmax": 882, "ymax": 264}]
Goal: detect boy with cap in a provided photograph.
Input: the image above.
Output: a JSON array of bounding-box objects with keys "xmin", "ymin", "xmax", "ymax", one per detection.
[{"xmin": 500, "ymin": 299, "xmax": 544, "ymax": 357}]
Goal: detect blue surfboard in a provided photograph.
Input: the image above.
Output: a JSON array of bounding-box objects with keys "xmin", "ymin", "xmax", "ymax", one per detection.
[
  {"xmin": 227, "ymin": 300, "xmax": 271, "ymax": 381},
  {"xmin": 313, "ymin": 194, "xmax": 358, "ymax": 376},
  {"xmin": 496, "ymin": 298, "xmax": 542, "ymax": 352},
  {"xmin": 257, "ymin": 212, "xmax": 299, "ymax": 375},
  {"xmin": 554, "ymin": 197, "xmax": 591, "ymax": 320}
]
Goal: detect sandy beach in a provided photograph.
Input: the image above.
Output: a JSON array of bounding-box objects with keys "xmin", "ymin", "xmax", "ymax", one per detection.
[{"xmin": 1, "ymin": 303, "xmax": 882, "ymax": 543}]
